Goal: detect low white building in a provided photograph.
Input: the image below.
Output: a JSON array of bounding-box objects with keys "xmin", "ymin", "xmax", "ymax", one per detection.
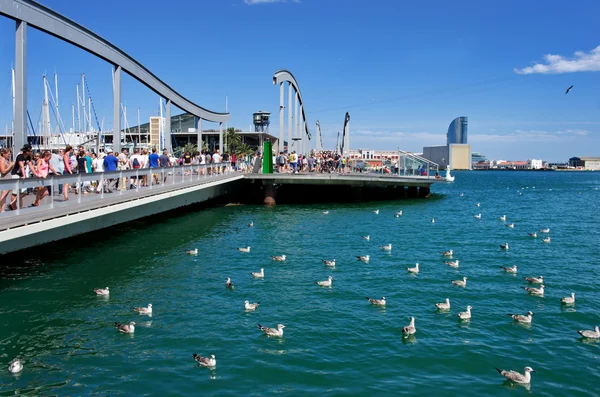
[{"xmin": 528, "ymin": 159, "xmax": 543, "ymax": 169}]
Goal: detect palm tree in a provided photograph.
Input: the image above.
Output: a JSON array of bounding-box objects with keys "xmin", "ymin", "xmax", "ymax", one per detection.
[
  {"xmin": 175, "ymin": 143, "xmax": 197, "ymax": 157},
  {"xmin": 225, "ymin": 127, "xmax": 241, "ymax": 154},
  {"xmin": 235, "ymin": 143, "xmax": 253, "ymax": 159}
]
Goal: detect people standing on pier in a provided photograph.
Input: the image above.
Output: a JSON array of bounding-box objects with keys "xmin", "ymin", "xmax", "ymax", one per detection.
[
  {"xmin": 129, "ymin": 148, "xmax": 145, "ymax": 189},
  {"xmin": 141, "ymin": 149, "xmax": 150, "ymax": 187},
  {"xmin": 159, "ymin": 149, "xmax": 172, "ymax": 183},
  {"xmin": 148, "ymin": 148, "xmax": 160, "ymax": 185},
  {"xmin": 50, "ymin": 149, "xmax": 64, "ymax": 195},
  {"xmin": 213, "ymin": 150, "xmax": 222, "ymax": 174},
  {"xmin": 75, "ymin": 148, "xmax": 89, "ymax": 194},
  {"xmin": 92, "ymin": 152, "xmax": 106, "ymax": 193},
  {"xmin": 103, "ymin": 150, "xmax": 118, "ymax": 192},
  {"xmin": 117, "ymin": 148, "xmax": 129, "ymax": 190},
  {"xmin": 9, "ymin": 143, "xmax": 32, "ymax": 210},
  {"xmin": 32, "ymin": 151, "xmax": 56, "ymax": 206},
  {"xmin": 0, "ymin": 148, "xmax": 15, "ymax": 212},
  {"xmin": 62, "ymin": 145, "xmax": 73, "ymax": 201}
]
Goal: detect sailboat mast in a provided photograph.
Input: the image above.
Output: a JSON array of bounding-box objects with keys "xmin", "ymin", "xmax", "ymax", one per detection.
[
  {"xmin": 11, "ymin": 68, "xmax": 15, "ymax": 142},
  {"xmin": 137, "ymin": 107, "xmax": 141, "ymax": 145},
  {"xmin": 81, "ymin": 74, "xmax": 86, "ymax": 134},
  {"xmin": 76, "ymin": 84, "xmax": 81, "ymax": 133}
]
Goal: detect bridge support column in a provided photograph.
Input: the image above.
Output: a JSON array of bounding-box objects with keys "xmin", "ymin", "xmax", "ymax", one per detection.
[
  {"xmin": 407, "ymin": 186, "xmax": 418, "ymax": 198},
  {"xmin": 418, "ymin": 186, "xmax": 431, "ymax": 198},
  {"xmin": 287, "ymin": 83, "xmax": 292, "ymax": 153},
  {"xmin": 294, "ymin": 93, "xmax": 299, "ymax": 152},
  {"xmin": 112, "ymin": 65, "xmax": 121, "ymax": 153},
  {"xmin": 197, "ymin": 118, "xmax": 202, "ymax": 150},
  {"xmin": 14, "ymin": 20, "xmax": 27, "ymax": 160},
  {"xmin": 219, "ymin": 122, "xmax": 223, "ymax": 154},
  {"xmin": 279, "ymin": 82, "xmax": 284, "ymax": 153},
  {"xmin": 263, "ymin": 181, "xmax": 276, "ymax": 205},
  {"xmin": 165, "ymin": 99, "xmax": 172, "ymax": 153}
]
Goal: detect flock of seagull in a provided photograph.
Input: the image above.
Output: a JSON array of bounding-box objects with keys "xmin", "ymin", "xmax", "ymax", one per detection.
[{"xmin": 6, "ymin": 196, "xmax": 599, "ymax": 387}]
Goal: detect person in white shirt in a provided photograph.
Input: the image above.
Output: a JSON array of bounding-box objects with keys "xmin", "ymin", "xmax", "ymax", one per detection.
[
  {"xmin": 92, "ymin": 152, "xmax": 106, "ymax": 193},
  {"xmin": 212, "ymin": 150, "xmax": 221, "ymax": 174}
]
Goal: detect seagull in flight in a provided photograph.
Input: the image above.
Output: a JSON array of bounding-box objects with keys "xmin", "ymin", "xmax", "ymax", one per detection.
[
  {"xmin": 495, "ymin": 366, "xmax": 535, "ymax": 384},
  {"xmin": 565, "ymin": 85, "xmax": 573, "ymax": 94}
]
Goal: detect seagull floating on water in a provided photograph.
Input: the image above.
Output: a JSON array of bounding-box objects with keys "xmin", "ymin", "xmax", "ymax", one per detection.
[
  {"xmin": 441, "ymin": 250, "xmax": 453, "ymax": 257},
  {"xmin": 500, "ymin": 242, "xmax": 510, "ymax": 250},
  {"xmin": 357, "ymin": 255, "xmax": 370, "ymax": 262},
  {"xmin": 373, "ymin": 209, "xmax": 379, "ymax": 215},
  {"xmin": 8, "ymin": 358, "xmax": 22, "ymax": 374},
  {"xmin": 394, "ymin": 210, "xmax": 403, "ymax": 217},
  {"xmin": 452, "ymin": 277, "xmax": 467, "ymax": 287},
  {"xmin": 323, "ymin": 211, "xmax": 329, "ymax": 215},
  {"xmin": 133, "ymin": 304, "xmax": 152, "ymax": 315},
  {"xmin": 406, "ymin": 263, "xmax": 419, "ymax": 274},
  {"xmin": 505, "ymin": 223, "xmax": 515, "ymax": 228},
  {"xmin": 361, "ymin": 235, "xmax": 370, "ymax": 241},
  {"xmin": 248, "ymin": 222, "xmax": 254, "ymax": 227},
  {"xmin": 457, "ymin": 305, "xmax": 472, "ymax": 320},
  {"xmin": 474, "ymin": 214, "xmax": 482, "ymax": 219},
  {"xmin": 431, "ymin": 218, "xmax": 435, "ymax": 223},
  {"xmin": 508, "ymin": 311, "xmax": 534, "ymax": 324},
  {"xmin": 523, "ymin": 285, "xmax": 545, "ymax": 296},
  {"xmin": 561, "ymin": 292, "xmax": 575, "ymax": 305},
  {"xmin": 459, "ymin": 193, "xmax": 464, "ymax": 197},
  {"xmin": 495, "ymin": 366, "xmax": 535, "ymax": 384},
  {"xmin": 501, "ymin": 265, "xmax": 518, "ymax": 273},
  {"xmin": 499, "ymin": 215, "xmax": 506, "ymax": 222},
  {"xmin": 540, "ymin": 228, "xmax": 550, "ymax": 234},
  {"xmin": 244, "ymin": 300, "xmax": 260, "ymax": 310},
  {"xmin": 251, "ymin": 268, "xmax": 264, "ymax": 278},
  {"xmin": 226, "ymin": 277, "xmax": 235, "ymax": 289},
  {"xmin": 271, "ymin": 255, "xmax": 286, "ymax": 261},
  {"xmin": 435, "ymin": 298, "xmax": 451, "ymax": 310},
  {"xmin": 528, "ymin": 232, "xmax": 537, "ymax": 238},
  {"xmin": 402, "ymin": 316, "xmax": 416, "ymax": 336},
  {"xmin": 445, "ymin": 260, "xmax": 459, "ymax": 268},
  {"xmin": 543, "ymin": 237, "xmax": 551, "ymax": 243},
  {"xmin": 258, "ymin": 323, "xmax": 285, "ymax": 337},
  {"xmin": 380, "ymin": 243, "xmax": 392, "ymax": 251},
  {"xmin": 578, "ymin": 326, "xmax": 600, "ymax": 339},
  {"xmin": 366, "ymin": 296, "xmax": 386, "ymax": 306},
  {"xmin": 523, "ymin": 276, "xmax": 543, "ymax": 284},
  {"xmin": 192, "ymin": 353, "xmax": 216, "ymax": 367},
  {"xmin": 115, "ymin": 321, "xmax": 135, "ymax": 333},
  {"xmin": 316, "ymin": 276, "xmax": 333, "ymax": 287},
  {"xmin": 322, "ymin": 259, "xmax": 336, "ymax": 267},
  {"xmin": 238, "ymin": 246, "xmax": 251, "ymax": 253},
  {"xmin": 186, "ymin": 248, "xmax": 198, "ymax": 255},
  {"xmin": 475, "ymin": 203, "xmax": 481, "ymax": 207},
  {"xmin": 94, "ymin": 287, "xmax": 109, "ymax": 296}
]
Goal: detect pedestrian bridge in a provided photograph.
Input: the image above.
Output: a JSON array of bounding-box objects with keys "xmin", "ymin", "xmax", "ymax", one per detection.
[{"xmin": 0, "ymin": 166, "xmax": 442, "ymax": 254}]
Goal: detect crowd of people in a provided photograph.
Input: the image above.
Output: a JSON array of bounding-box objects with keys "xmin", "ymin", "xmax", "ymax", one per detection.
[
  {"xmin": 273, "ymin": 150, "xmax": 353, "ymax": 174},
  {"xmin": 0, "ymin": 144, "xmax": 237, "ymax": 212}
]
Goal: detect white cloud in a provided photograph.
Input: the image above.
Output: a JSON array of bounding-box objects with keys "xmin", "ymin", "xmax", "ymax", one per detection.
[
  {"xmin": 514, "ymin": 45, "xmax": 600, "ymax": 74},
  {"xmin": 244, "ymin": 0, "xmax": 299, "ymax": 4}
]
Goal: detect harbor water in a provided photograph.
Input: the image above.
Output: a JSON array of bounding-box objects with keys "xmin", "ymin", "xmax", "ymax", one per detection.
[{"xmin": 1, "ymin": 171, "xmax": 599, "ymax": 396}]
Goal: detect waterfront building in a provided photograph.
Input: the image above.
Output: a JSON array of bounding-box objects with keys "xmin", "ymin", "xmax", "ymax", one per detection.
[
  {"xmin": 422, "ymin": 117, "xmax": 472, "ymax": 170},
  {"xmin": 568, "ymin": 156, "xmax": 600, "ymax": 170},
  {"xmin": 347, "ymin": 149, "xmax": 400, "ymax": 167},
  {"xmin": 447, "ymin": 116, "xmax": 468, "ymax": 145},
  {"xmin": 528, "ymin": 159, "xmax": 543, "ymax": 169}
]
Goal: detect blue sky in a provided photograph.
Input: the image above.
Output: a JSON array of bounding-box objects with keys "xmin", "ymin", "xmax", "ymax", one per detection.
[{"xmin": 0, "ymin": 0, "xmax": 599, "ymax": 161}]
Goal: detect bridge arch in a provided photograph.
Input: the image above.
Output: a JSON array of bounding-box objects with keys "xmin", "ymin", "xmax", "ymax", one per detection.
[{"xmin": 273, "ymin": 70, "xmax": 311, "ymax": 155}]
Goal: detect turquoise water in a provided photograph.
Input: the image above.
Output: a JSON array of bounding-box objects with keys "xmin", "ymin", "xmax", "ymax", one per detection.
[{"xmin": 1, "ymin": 171, "xmax": 600, "ymax": 396}]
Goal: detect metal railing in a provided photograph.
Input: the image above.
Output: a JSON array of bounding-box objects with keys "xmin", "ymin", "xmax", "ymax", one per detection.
[
  {"xmin": 0, "ymin": 162, "xmax": 234, "ymax": 216},
  {"xmin": 397, "ymin": 150, "xmax": 439, "ymax": 177}
]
